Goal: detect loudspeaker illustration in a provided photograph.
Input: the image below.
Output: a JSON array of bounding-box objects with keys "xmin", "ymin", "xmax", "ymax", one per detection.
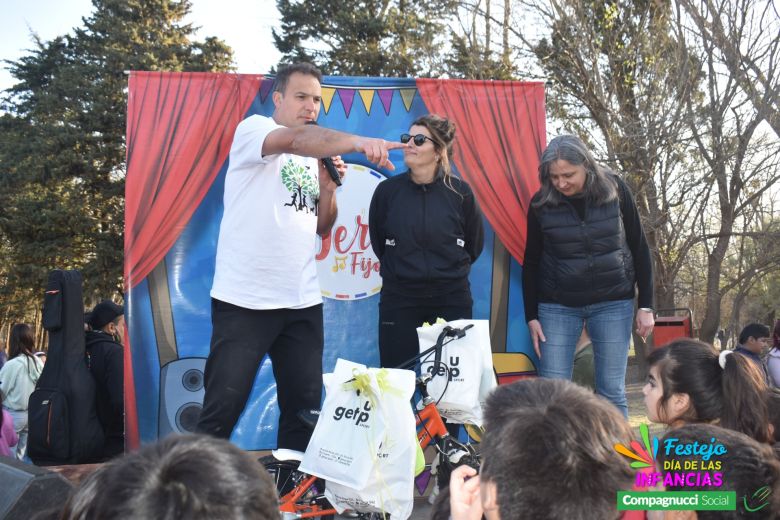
[{"xmin": 158, "ymin": 357, "xmax": 207, "ymax": 436}]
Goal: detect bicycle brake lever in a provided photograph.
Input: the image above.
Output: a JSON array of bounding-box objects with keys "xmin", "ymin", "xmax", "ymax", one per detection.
[{"xmin": 448, "ymin": 323, "xmax": 474, "ymax": 339}]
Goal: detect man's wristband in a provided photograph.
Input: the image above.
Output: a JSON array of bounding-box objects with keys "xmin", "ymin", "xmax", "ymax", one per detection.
[{"xmin": 638, "ymin": 307, "xmax": 653, "ymax": 313}]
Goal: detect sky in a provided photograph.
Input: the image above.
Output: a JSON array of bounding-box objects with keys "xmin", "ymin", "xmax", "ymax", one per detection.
[{"xmin": 0, "ymin": 0, "xmax": 283, "ymax": 92}]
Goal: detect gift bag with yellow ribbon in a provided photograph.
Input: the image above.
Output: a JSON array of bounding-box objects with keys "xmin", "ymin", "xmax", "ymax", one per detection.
[
  {"xmin": 417, "ymin": 319, "xmax": 495, "ymax": 426},
  {"xmin": 322, "ymin": 362, "xmax": 417, "ymax": 519},
  {"xmin": 299, "ymin": 359, "xmax": 387, "ymax": 489}
]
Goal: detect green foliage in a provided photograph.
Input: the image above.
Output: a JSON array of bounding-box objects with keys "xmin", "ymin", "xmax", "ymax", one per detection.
[
  {"xmin": 273, "ymin": 0, "xmax": 455, "ymax": 76},
  {"xmin": 0, "ymin": 0, "xmax": 233, "ymax": 322},
  {"xmin": 445, "ymin": 33, "xmax": 516, "ymax": 80}
]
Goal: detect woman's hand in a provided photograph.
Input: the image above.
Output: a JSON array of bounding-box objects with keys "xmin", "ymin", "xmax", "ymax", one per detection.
[
  {"xmin": 636, "ymin": 309, "xmax": 655, "ymax": 341},
  {"xmin": 528, "ymin": 319, "xmax": 546, "ymax": 358},
  {"xmin": 449, "ymin": 465, "xmax": 484, "ymax": 520}
]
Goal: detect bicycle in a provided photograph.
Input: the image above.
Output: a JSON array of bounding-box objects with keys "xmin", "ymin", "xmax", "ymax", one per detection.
[{"xmin": 262, "ymin": 324, "xmax": 481, "ymax": 519}]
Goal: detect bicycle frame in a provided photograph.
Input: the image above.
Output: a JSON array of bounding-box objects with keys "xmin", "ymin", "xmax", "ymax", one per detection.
[
  {"xmin": 278, "ymin": 475, "xmax": 337, "ymax": 518},
  {"xmin": 416, "ymin": 400, "xmax": 448, "ymax": 450}
]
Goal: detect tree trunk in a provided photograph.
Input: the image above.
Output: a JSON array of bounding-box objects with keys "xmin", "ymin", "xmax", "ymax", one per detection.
[{"xmin": 698, "ymin": 222, "xmax": 732, "ymax": 343}]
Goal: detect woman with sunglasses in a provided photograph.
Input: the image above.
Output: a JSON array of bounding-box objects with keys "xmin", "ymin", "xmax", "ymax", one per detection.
[
  {"xmin": 369, "ymin": 114, "xmax": 484, "ymax": 369},
  {"xmin": 523, "ymin": 135, "xmax": 654, "ymax": 417}
]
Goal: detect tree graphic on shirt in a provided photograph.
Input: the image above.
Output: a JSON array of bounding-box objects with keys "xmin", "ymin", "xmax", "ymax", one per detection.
[{"xmin": 281, "ymin": 160, "xmax": 319, "ymax": 213}]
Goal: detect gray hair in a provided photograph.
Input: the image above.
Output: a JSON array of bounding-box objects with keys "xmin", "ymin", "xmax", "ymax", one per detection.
[{"xmin": 533, "ymin": 135, "xmax": 618, "ymax": 208}]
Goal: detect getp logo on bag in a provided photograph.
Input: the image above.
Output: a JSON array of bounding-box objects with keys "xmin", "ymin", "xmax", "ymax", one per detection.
[
  {"xmin": 333, "ymin": 400, "xmax": 372, "ymax": 427},
  {"xmin": 427, "ymin": 356, "xmax": 461, "ymax": 381}
]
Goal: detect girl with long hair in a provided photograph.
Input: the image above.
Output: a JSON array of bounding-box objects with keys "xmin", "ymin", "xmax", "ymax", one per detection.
[
  {"xmin": 643, "ymin": 338, "xmax": 772, "ymax": 444},
  {"xmin": 0, "ymin": 323, "xmax": 43, "ymax": 459}
]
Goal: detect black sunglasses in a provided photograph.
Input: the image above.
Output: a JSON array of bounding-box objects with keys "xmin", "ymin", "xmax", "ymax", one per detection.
[{"xmin": 400, "ymin": 133, "xmax": 436, "ymax": 146}]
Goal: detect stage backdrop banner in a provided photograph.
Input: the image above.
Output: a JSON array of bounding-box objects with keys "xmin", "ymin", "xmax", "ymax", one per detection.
[{"xmin": 124, "ymin": 72, "xmax": 546, "ymax": 450}]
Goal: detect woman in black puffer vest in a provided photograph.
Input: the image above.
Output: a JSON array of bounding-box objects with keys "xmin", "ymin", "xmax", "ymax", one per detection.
[{"xmin": 523, "ymin": 135, "xmax": 654, "ymax": 416}]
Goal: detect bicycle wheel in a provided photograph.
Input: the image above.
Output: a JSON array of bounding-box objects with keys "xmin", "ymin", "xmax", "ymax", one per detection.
[{"xmin": 260, "ymin": 455, "xmax": 335, "ymax": 520}]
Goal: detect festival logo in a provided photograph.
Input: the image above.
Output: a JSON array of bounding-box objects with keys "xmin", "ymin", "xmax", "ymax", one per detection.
[
  {"xmin": 316, "ymin": 163, "xmax": 384, "ymax": 300},
  {"xmin": 615, "ymin": 425, "xmax": 736, "ymax": 512},
  {"xmin": 614, "ymin": 423, "xmax": 658, "ymax": 470},
  {"xmin": 614, "ymin": 424, "xmax": 726, "ymax": 488},
  {"xmin": 744, "ymin": 486, "xmax": 772, "ymax": 512}
]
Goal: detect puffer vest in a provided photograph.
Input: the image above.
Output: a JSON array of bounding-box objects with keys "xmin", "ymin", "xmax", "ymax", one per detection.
[{"xmin": 536, "ymin": 197, "xmax": 635, "ymax": 307}]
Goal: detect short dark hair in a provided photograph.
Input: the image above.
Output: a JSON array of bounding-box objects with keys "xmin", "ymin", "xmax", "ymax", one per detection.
[
  {"xmin": 739, "ymin": 323, "xmax": 771, "ymax": 345},
  {"xmin": 659, "ymin": 424, "xmax": 780, "ymax": 520},
  {"xmin": 59, "ymin": 434, "xmax": 280, "ymax": 520},
  {"xmin": 647, "ymin": 339, "xmax": 772, "ymax": 443},
  {"xmin": 274, "ymin": 62, "xmax": 322, "ymax": 94},
  {"xmin": 480, "ymin": 378, "xmax": 634, "ymax": 520}
]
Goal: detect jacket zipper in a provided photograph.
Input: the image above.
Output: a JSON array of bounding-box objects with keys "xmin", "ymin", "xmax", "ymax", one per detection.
[
  {"xmin": 47, "ymin": 402, "xmax": 53, "ymax": 447},
  {"xmin": 422, "ymin": 184, "xmax": 430, "ymax": 286}
]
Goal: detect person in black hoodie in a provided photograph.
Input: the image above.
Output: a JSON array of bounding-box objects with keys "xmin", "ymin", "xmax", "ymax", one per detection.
[
  {"xmin": 85, "ymin": 300, "xmax": 124, "ymax": 460},
  {"xmin": 369, "ymin": 114, "xmax": 484, "ymax": 369}
]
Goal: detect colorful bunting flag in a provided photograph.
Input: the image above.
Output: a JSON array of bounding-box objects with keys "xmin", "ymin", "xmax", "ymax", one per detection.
[
  {"xmin": 321, "ymin": 87, "xmax": 336, "ymax": 114},
  {"xmin": 316, "ymin": 85, "xmax": 416, "ymax": 117},
  {"xmin": 358, "ymin": 89, "xmax": 375, "ymax": 114}
]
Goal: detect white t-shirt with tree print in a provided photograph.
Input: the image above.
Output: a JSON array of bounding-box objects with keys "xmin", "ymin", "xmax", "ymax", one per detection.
[{"xmin": 211, "ymin": 115, "xmax": 322, "ymax": 310}]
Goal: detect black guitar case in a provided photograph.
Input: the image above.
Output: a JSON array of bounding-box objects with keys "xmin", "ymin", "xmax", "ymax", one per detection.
[{"xmin": 27, "ymin": 270, "xmax": 105, "ymax": 465}]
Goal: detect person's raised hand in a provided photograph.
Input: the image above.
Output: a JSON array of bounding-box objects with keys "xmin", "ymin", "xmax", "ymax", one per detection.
[{"xmin": 449, "ymin": 465, "xmax": 484, "ymax": 520}]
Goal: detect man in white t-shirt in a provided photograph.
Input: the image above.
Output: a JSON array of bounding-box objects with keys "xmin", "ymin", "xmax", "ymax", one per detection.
[{"xmin": 196, "ymin": 63, "xmax": 403, "ymax": 453}]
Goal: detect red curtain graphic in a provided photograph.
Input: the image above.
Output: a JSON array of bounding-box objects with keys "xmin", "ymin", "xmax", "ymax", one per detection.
[
  {"xmin": 416, "ymin": 79, "xmax": 546, "ymax": 263},
  {"xmin": 125, "ymin": 71, "xmax": 263, "ymax": 289}
]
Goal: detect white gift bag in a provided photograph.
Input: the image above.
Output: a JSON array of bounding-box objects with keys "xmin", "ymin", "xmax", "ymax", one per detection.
[
  {"xmin": 324, "ymin": 366, "xmax": 417, "ymax": 519},
  {"xmin": 299, "ymin": 359, "xmax": 386, "ymax": 489},
  {"xmin": 417, "ymin": 319, "xmax": 495, "ymax": 425}
]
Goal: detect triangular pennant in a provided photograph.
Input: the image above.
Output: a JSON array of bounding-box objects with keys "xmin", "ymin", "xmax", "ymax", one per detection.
[
  {"xmin": 377, "ymin": 89, "xmax": 393, "ymax": 115},
  {"xmin": 321, "ymin": 87, "xmax": 336, "ymax": 114},
  {"xmin": 358, "ymin": 89, "xmax": 375, "ymax": 114},
  {"xmin": 259, "ymin": 79, "xmax": 275, "ymax": 103},
  {"xmin": 337, "ymin": 88, "xmax": 356, "ymax": 117},
  {"xmin": 399, "ymin": 88, "xmax": 417, "ymax": 111}
]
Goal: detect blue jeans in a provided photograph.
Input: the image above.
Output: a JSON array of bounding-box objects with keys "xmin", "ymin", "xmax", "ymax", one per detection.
[{"xmin": 537, "ymin": 299, "xmax": 634, "ymax": 416}]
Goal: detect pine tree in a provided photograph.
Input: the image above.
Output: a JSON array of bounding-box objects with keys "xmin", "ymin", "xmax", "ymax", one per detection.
[
  {"xmin": 273, "ymin": 0, "xmax": 455, "ymax": 76},
  {"xmin": 0, "ymin": 0, "xmax": 233, "ymax": 322}
]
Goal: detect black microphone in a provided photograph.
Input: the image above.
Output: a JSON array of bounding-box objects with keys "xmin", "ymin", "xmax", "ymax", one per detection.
[{"xmin": 305, "ymin": 120, "xmax": 342, "ymax": 186}]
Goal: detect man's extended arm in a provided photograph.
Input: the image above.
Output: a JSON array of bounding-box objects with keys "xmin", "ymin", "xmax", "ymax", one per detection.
[{"xmin": 262, "ymin": 125, "xmax": 404, "ymax": 170}]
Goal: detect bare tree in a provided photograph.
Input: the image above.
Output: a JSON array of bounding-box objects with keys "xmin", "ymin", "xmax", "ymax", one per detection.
[
  {"xmin": 679, "ymin": 0, "xmax": 780, "ymax": 138},
  {"xmin": 678, "ymin": 4, "xmax": 780, "ymax": 341},
  {"xmin": 518, "ymin": 0, "xmax": 705, "ymax": 312}
]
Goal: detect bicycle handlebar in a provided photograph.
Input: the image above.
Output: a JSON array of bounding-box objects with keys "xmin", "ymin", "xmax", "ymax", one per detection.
[{"xmin": 394, "ymin": 324, "xmax": 474, "ymax": 371}]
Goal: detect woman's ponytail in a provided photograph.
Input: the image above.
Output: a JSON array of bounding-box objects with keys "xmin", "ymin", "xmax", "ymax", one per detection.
[{"xmin": 721, "ymin": 352, "xmax": 772, "ymax": 444}]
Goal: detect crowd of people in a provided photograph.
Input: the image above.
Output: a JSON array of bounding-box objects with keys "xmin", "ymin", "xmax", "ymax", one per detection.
[
  {"xmin": 0, "ymin": 300, "xmax": 125, "ymax": 463},
  {"xmin": 444, "ymin": 344, "xmax": 780, "ymax": 520},
  {"xmin": 2, "ymin": 60, "xmax": 780, "ymax": 519}
]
